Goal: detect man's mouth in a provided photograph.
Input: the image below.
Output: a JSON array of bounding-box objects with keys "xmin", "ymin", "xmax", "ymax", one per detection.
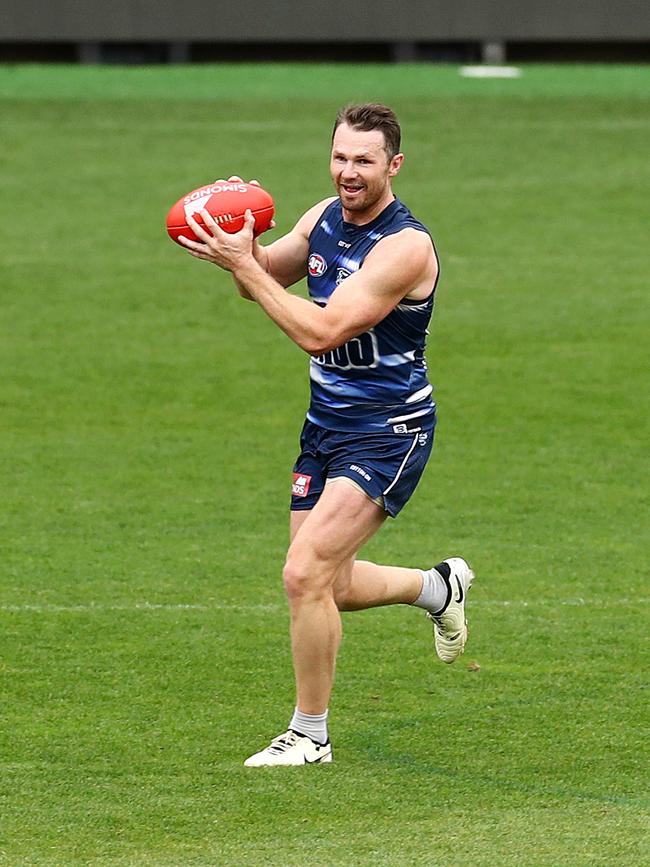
[{"xmin": 341, "ymin": 184, "xmax": 364, "ymax": 195}]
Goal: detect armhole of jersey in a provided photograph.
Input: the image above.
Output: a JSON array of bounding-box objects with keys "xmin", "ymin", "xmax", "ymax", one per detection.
[
  {"xmin": 430, "ymin": 237, "xmax": 441, "ymax": 297},
  {"xmin": 381, "ymin": 222, "xmax": 441, "ymax": 302},
  {"xmin": 307, "ymin": 199, "xmax": 339, "ymax": 245}
]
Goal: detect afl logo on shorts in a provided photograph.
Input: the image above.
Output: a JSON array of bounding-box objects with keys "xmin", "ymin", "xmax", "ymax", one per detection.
[{"xmin": 308, "ymin": 253, "xmax": 328, "ymax": 277}]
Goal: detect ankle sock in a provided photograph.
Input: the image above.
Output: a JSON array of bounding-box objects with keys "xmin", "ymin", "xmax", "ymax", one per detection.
[
  {"xmin": 412, "ymin": 561, "xmax": 452, "ymax": 615},
  {"xmin": 289, "ymin": 707, "xmax": 329, "ymax": 745}
]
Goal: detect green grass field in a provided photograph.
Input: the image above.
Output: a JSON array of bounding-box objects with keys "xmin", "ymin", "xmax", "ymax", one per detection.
[{"xmin": 1, "ymin": 63, "xmax": 649, "ymax": 865}]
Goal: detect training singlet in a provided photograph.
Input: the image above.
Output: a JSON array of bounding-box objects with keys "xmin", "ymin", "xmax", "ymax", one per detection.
[{"xmin": 305, "ymin": 197, "xmax": 439, "ymax": 433}]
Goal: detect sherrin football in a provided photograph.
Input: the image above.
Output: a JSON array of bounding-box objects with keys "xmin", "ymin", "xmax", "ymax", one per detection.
[{"xmin": 166, "ymin": 181, "xmax": 274, "ymax": 245}]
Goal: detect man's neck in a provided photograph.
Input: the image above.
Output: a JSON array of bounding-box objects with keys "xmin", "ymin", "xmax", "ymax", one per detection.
[{"xmin": 341, "ymin": 191, "xmax": 396, "ymax": 226}]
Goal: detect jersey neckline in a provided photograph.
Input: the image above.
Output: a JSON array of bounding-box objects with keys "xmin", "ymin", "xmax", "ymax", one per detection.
[{"xmin": 340, "ymin": 196, "xmax": 401, "ymax": 234}]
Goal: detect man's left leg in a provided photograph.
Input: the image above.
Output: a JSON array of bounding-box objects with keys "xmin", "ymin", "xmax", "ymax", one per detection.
[{"xmin": 244, "ymin": 480, "xmax": 395, "ymax": 766}]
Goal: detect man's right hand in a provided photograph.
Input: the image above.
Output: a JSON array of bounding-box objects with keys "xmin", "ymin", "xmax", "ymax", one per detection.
[
  {"xmin": 221, "ymin": 176, "xmax": 274, "ymax": 298},
  {"xmin": 225, "ymin": 175, "xmax": 277, "ymax": 235}
]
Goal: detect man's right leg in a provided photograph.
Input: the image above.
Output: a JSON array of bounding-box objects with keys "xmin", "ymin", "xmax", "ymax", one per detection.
[
  {"xmin": 332, "ymin": 555, "xmax": 475, "ymax": 664},
  {"xmin": 333, "ymin": 559, "xmax": 423, "ymax": 609}
]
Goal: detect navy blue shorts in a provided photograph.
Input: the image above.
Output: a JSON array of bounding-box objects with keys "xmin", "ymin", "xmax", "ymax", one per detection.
[{"xmin": 290, "ymin": 418, "xmax": 435, "ymax": 518}]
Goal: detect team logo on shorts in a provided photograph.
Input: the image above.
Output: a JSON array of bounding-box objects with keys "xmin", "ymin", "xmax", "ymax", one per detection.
[
  {"xmin": 292, "ymin": 473, "xmax": 312, "ymax": 497},
  {"xmin": 308, "ymin": 254, "xmax": 328, "ymax": 277}
]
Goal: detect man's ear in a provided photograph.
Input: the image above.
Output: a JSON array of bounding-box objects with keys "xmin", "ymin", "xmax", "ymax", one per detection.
[{"xmin": 388, "ymin": 153, "xmax": 405, "ymax": 178}]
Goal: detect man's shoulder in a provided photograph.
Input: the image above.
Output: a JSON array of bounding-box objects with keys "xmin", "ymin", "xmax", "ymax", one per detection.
[
  {"xmin": 295, "ymin": 197, "xmax": 339, "ymax": 239},
  {"xmin": 370, "ymin": 226, "xmax": 433, "ymax": 259},
  {"xmin": 361, "ymin": 227, "xmax": 437, "ymax": 299}
]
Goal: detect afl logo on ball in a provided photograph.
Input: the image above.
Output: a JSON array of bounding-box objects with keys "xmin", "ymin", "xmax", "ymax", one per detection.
[{"xmin": 308, "ymin": 253, "xmax": 328, "ymax": 277}]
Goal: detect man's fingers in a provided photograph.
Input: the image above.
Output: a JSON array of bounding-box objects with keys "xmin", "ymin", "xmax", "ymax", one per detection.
[
  {"xmin": 229, "ymin": 175, "xmax": 262, "ymax": 190},
  {"xmin": 213, "ymin": 176, "xmax": 262, "ymax": 188},
  {"xmin": 185, "ymin": 247, "xmax": 212, "ymax": 261},
  {"xmin": 186, "ymin": 212, "xmax": 214, "ymax": 243},
  {"xmin": 178, "ymin": 234, "xmax": 208, "ymax": 252},
  {"xmin": 188, "ymin": 210, "xmax": 228, "ymax": 243},
  {"xmin": 198, "ymin": 208, "xmax": 222, "ymax": 234},
  {"xmin": 178, "ymin": 236, "xmax": 218, "ymax": 262}
]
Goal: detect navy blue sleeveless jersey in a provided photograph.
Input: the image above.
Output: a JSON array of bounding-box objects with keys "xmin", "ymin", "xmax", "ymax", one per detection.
[{"xmin": 305, "ymin": 197, "xmax": 439, "ymax": 433}]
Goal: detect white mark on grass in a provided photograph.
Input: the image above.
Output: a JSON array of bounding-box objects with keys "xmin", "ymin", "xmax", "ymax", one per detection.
[
  {"xmin": 0, "ymin": 602, "xmax": 282, "ymax": 614},
  {"xmin": 460, "ymin": 66, "xmax": 522, "ymax": 79},
  {"xmin": 477, "ymin": 598, "xmax": 650, "ymax": 608},
  {"xmin": 1, "ymin": 599, "xmax": 649, "ymax": 615}
]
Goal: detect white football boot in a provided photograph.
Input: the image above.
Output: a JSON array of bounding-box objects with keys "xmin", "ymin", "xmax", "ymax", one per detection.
[
  {"xmin": 427, "ymin": 557, "xmax": 475, "ymax": 663},
  {"xmin": 244, "ymin": 730, "xmax": 333, "ymax": 767}
]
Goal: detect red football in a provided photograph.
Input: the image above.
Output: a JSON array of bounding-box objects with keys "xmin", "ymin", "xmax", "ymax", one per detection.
[{"xmin": 166, "ymin": 181, "xmax": 274, "ymax": 245}]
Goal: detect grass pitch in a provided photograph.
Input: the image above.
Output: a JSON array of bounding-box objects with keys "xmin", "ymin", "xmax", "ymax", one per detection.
[{"xmin": 1, "ymin": 63, "xmax": 649, "ymax": 866}]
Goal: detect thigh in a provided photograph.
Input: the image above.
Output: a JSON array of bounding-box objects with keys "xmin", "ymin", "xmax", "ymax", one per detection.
[
  {"xmin": 290, "ymin": 507, "xmax": 311, "ymax": 543},
  {"xmin": 288, "ymin": 478, "xmax": 386, "ymax": 573}
]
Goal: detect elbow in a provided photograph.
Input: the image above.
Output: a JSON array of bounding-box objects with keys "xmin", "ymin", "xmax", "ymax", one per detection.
[
  {"xmin": 299, "ymin": 317, "xmax": 355, "ymax": 355},
  {"xmin": 302, "ymin": 338, "xmax": 327, "ymax": 356},
  {"xmin": 302, "ymin": 333, "xmax": 342, "ymax": 356}
]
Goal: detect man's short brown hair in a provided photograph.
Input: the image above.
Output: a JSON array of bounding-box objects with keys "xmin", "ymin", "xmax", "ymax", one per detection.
[{"xmin": 332, "ymin": 103, "xmax": 402, "ymax": 160}]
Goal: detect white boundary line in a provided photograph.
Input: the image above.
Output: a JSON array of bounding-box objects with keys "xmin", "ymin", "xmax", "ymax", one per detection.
[{"xmin": 0, "ymin": 602, "xmax": 279, "ymax": 613}]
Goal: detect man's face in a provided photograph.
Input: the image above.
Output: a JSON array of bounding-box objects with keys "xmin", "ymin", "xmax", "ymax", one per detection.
[{"xmin": 330, "ymin": 123, "xmax": 402, "ymax": 214}]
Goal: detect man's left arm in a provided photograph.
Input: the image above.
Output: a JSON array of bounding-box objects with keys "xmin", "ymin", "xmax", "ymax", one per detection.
[{"xmin": 182, "ymin": 208, "xmax": 434, "ymax": 355}]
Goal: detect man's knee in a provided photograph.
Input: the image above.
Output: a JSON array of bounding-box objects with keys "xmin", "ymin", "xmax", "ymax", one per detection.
[{"xmin": 283, "ymin": 548, "xmax": 336, "ymax": 603}]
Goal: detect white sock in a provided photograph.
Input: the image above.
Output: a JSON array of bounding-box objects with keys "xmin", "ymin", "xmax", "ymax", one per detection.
[
  {"xmin": 289, "ymin": 707, "xmax": 329, "ymax": 745},
  {"xmin": 411, "ymin": 562, "xmax": 452, "ymax": 614}
]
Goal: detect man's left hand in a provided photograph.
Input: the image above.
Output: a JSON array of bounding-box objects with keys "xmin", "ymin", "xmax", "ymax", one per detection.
[{"xmin": 179, "ymin": 208, "xmax": 256, "ymax": 274}]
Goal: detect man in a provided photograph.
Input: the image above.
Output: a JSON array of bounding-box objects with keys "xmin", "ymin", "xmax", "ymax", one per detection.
[{"xmin": 180, "ymin": 103, "xmax": 474, "ymax": 766}]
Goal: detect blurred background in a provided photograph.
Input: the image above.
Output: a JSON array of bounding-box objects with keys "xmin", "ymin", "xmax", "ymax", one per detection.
[{"xmin": 2, "ymin": 0, "xmax": 650, "ymax": 65}]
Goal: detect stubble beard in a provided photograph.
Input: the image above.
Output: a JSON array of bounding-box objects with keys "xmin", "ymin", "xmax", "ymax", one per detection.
[{"xmin": 338, "ymin": 178, "xmax": 386, "ymax": 214}]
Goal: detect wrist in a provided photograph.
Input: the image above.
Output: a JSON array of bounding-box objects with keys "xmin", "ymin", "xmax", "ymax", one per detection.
[
  {"xmin": 232, "ymin": 254, "xmax": 262, "ymax": 282},
  {"xmin": 252, "ymin": 240, "xmax": 269, "ymax": 272}
]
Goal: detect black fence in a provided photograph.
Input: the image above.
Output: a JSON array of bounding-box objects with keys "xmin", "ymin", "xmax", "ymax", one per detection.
[{"xmin": 2, "ymin": 0, "xmax": 649, "ymax": 63}]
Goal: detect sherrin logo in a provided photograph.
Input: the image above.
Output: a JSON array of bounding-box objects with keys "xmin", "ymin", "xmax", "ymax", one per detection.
[{"xmin": 308, "ymin": 253, "xmax": 328, "ymax": 277}]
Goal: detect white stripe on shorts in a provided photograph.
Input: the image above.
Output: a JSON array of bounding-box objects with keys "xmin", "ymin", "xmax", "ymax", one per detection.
[{"xmin": 383, "ymin": 433, "xmax": 419, "ymax": 496}]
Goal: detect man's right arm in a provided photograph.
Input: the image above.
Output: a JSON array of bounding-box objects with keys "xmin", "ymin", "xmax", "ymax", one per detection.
[{"xmin": 236, "ymin": 197, "xmax": 336, "ymax": 300}]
